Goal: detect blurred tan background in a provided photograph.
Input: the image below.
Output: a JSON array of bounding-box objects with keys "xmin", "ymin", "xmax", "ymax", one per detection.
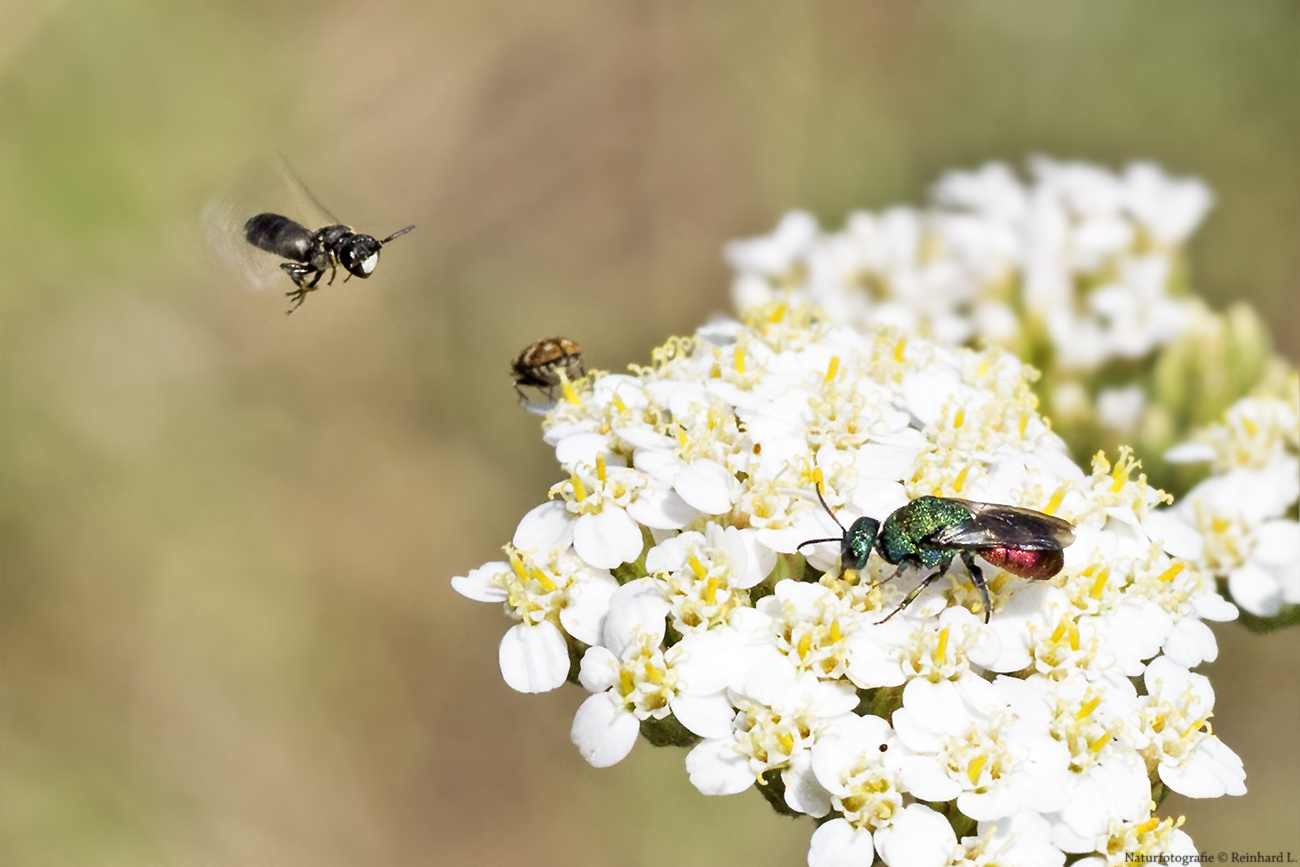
[{"xmin": 2, "ymin": 2, "xmax": 1298, "ymax": 865}]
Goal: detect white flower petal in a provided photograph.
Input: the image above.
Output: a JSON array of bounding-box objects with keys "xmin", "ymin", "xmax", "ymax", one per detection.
[
  {"xmin": 808, "ymin": 819, "xmax": 874, "ymax": 867},
  {"xmin": 673, "ymin": 459, "xmax": 737, "ymax": 515},
  {"xmin": 874, "ymin": 803, "xmax": 957, "ymax": 867},
  {"xmin": 571, "ymin": 692, "xmax": 641, "ymax": 767},
  {"xmin": 626, "ymin": 487, "xmax": 699, "ymax": 530},
  {"xmin": 498, "ymin": 621, "xmax": 570, "ymax": 693},
  {"xmin": 555, "ymin": 432, "xmax": 615, "ymax": 468},
  {"xmin": 450, "ymin": 562, "xmax": 509, "ymax": 602},
  {"xmin": 782, "ymin": 751, "xmax": 832, "ymax": 817},
  {"xmin": 671, "ymin": 692, "xmax": 737, "ymax": 739},
  {"xmin": 512, "ymin": 501, "xmax": 574, "ymax": 552},
  {"xmin": 577, "ymin": 645, "xmax": 620, "ymax": 692},
  {"xmin": 686, "ymin": 738, "xmax": 754, "ymax": 796},
  {"xmin": 557, "ymin": 584, "xmax": 614, "ymax": 648},
  {"xmin": 574, "ymin": 507, "xmax": 645, "ymax": 569}
]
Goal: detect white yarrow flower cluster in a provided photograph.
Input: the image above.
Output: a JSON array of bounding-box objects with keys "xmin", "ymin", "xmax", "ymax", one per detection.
[
  {"xmin": 1165, "ymin": 382, "xmax": 1300, "ymax": 618},
  {"xmin": 727, "ymin": 158, "xmax": 1210, "ymax": 374},
  {"xmin": 454, "ymin": 302, "xmax": 1243, "ymax": 866}
]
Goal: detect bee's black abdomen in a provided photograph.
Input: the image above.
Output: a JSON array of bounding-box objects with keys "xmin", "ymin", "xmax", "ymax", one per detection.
[{"xmin": 244, "ymin": 213, "xmax": 314, "ymax": 262}]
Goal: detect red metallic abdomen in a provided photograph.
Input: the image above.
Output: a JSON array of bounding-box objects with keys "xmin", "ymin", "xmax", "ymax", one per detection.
[{"xmin": 981, "ymin": 547, "xmax": 1064, "ymax": 580}]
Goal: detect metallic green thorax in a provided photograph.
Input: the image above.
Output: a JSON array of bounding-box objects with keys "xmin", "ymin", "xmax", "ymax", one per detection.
[{"xmin": 877, "ymin": 497, "xmax": 972, "ymax": 568}]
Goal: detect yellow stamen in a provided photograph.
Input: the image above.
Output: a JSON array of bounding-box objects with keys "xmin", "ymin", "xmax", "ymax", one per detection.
[
  {"xmin": 619, "ymin": 669, "xmax": 635, "ymax": 695},
  {"xmin": 1090, "ymin": 568, "xmax": 1109, "ymax": 600},
  {"xmin": 1157, "ymin": 562, "xmax": 1184, "ymax": 583},
  {"xmin": 529, "ymin": 566, "xmax": 557, "ymax": 593},
  {"xmin": 570, "ymin": 474, "xmax": 588, "ymax": 501},
  {"xmin": 558, "ymin": 369, "xmax": 580, "ymax": 405},
  {"xmin": 644, "ymin": 663, "xmax": 663, "ymax": 684},
  {"xmin": 797, "ymin": 633, "xmax": 812, "ymax": 660},
  {"xmin": 966, "ymin": 755, "xmax": 987, "ymax": 785},
  {"xmin": 507, "ymin": 548, "xmax": 530, "ymax": 583},
  {"xmin": 977, "ymin": 355, "xmax": 993, "ymax": 377},
  {"xmin": 703, "ymin": 576, "xmax": 719, "ymax": 605},
  {"xmin": 768, "ymin": 303, "xmax": 788, "ymax": 324},
  {"xmin": 812, "ymin": 466, "xmax": 825, "ymax": 487},
  {"xmin": 777, "ymin": 732, "xmax": 795, "ymax": 754},
  {"xmin": 893, "ymin": 336, "xmax": 907, "ymax": 362},
  {"xmin": 1018, "ymin": 413, "xmax": 1029, "ymax": 439},
  {"xmin": 1134, "ymin": 817, "xmax": 1160, "ymax": 836},
  {"xmin": 935, "ymin": 627, "xmax": 949, "ymax": 665},
  {"xmin": 1042, "ymin": 485, "xmax": 1067, "ymax": 516},
  {"xmin": 953, "ymin": 465, "xmax": 970, "ymax": 493},
  {"xmin": 1109, "ymin": 452, "xmax": 1133, "ymax": 492},
  {"xmin": 953, "ymin": 408, "xmax": 965, "ymax": 429},
  {"xmin": 1088, "ymin": 731, "xmax": 1112, "ymax": 753},
  {"xmin": 824, "ymin": 356, "xmax": 840, "ymax": 384},
  {"xmin": 687, "ymin": 553, "xmax": 709, "ymax": 581},
  {"xmin": 1181, "ymin": 718, "xmax": 1207, "ymax": 739},
  {"xmin": 989, "ymin": 573, "xmax": 1009, "ymax": 593},
  {"xmin": 596, "ymin": 453, "xmax": 607, "ymax": 483},
  {"xmin": 612, "ymin": 394, "xmax": 629, "ymax": 414},
  {"xmin": 1211, "ymin": 517, "xmax": 1230, "ymax": 534},
  {"xmin": 1050, "ymin": 620, "xmax": 1068, "ymax": 644},
  {"xmin": 829, "ymin": 621, "xmax": 842, "ymax": 643},
  {"xmin": 734, "ymin": 346, "xmax": 746, "ymax": 373},
  {"xmin": 1068, "ymin": 623, "xmax": 1080, "ymax": 651},
  {"xmin": 1075, "ymin": 695, "xmax": 1101, "ymax": 721},
  {"xmin": 1242, "ymin": 417, "xmax": 1258, "ymax": 436}
]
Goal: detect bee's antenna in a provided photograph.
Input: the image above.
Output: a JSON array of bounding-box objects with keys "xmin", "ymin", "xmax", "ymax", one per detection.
[{"xmin": 381, "ymin": 225, "xmax": 416, "ymax": 245}]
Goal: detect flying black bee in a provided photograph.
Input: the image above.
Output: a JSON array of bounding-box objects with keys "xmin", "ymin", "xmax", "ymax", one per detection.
[
  {"xmin": 244, "ymin": 215, "xmax": 415, "ymax": 312},
  {"xmin": 203, "ymin": 156, "xmax": 414, "ymax": 313},
  {"xmin": 512, "ymin": 337, "xmax": 585, "ymax": 402},
  {"xmin": 798, "ymin": 478, "xmax": 1075, "ymax": 623}
]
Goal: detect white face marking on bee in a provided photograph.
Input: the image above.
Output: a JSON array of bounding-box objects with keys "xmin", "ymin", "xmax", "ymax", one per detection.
[{"xmin": 361, "ymin": 253, "xmax": 379, "ymax": 274}]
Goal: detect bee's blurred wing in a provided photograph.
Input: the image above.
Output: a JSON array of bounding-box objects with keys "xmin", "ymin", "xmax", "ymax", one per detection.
[
  {"xmin": 200, "ymin": 195, "xmax": 283, "ymax": 292},
  {"xmin": 201, "ymin": 155, "xmax": 342, "ymax": 293}
]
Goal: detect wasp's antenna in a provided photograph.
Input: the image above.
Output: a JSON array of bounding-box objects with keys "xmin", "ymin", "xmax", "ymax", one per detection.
[
  {"xmin": 796, "ymin": 536, "xmax": 843, "ymax": 551},
  {"xmin": 810, "ymin": 468, "xmax": 847, "ymax": 534},
  {"xmin": 381, "ymin": 225, "xmax": 416, "ymax": 244},
  {"xmin": 795, "ymin": 468, "xmax": 848, "ymax": 553}
]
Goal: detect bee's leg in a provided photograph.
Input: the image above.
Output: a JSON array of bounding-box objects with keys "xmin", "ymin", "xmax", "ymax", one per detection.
[
  {"xmin": 876, "ymin": 568, "xmax": 944, "ymax": 624},
  {"xmin": 961, "ymin": 551, "xmax": 991, "ymax": 623},
  {"xmin": 281, "ymin": 264, "xmax": 318, "ymax": 314}
]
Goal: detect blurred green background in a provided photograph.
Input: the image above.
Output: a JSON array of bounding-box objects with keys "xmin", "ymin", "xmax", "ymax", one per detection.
[{"xmin": 2, "ymin": 2, "xmax": 1298, "ymax": 865}]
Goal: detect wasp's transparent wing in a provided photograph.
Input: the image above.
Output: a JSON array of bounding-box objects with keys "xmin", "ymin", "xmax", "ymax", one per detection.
[
  {"xmin": 931, "ymin": 501, "xmax": 1076, "ymax": 550},
  {"xmin": 201, "ymin": 155, "xmax": 340, "ymax": 292}
]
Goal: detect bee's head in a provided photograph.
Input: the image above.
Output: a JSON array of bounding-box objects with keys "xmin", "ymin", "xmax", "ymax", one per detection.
[
  {"xmin": 339, "ymin": 225, "xmax": 415, "ymax": 279},
  {"xmin": 339, "ymin": 234, "xmax": 383, "ymax": 279}
]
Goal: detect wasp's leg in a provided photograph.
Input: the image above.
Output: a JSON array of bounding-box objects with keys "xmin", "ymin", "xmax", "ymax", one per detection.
[
  {"xmin": 961, "ymin": 551, "xmax": 991, "ymax": 624},
  {"xmin": 868, "ymin": 565, "xmax": 907, "ymax": 590},
  {"xmin": 876, "ymin": 569, "xmax": 946, "ymax": 624}
]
